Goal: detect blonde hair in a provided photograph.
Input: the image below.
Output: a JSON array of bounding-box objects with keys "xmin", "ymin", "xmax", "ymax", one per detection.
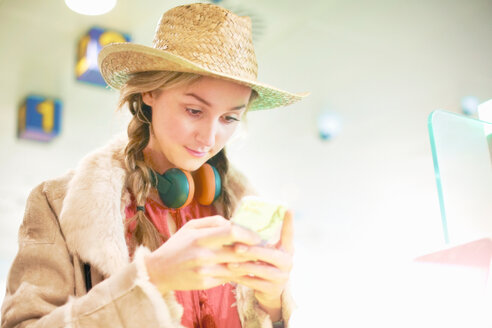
[{"xmin": 119, "ymin": 71, "xmax": 251, "ymax": 250}]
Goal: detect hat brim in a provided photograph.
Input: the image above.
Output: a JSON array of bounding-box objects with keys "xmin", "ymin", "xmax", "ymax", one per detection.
[{"xmin": 98, "ymin": 43, "xmax": 308, "ymax": 111}]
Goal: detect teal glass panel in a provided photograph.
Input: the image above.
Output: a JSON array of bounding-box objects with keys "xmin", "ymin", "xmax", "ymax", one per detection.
[{"xmin": 428, "ymin": 110, "xmax": 492, "ymax": 244}]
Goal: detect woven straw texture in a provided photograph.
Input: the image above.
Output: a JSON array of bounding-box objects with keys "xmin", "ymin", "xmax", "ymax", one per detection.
[{"xmin": 98, "ymin": 3, "xmax": 307, "ymax": 110}]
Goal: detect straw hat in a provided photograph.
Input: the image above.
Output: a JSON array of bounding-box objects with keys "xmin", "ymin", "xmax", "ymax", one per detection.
[{"xmin": 98, "ymin": 3, "xmax": 308, "ymax": 111}]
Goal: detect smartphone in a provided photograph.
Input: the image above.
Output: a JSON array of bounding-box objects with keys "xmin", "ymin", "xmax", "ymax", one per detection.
[{"xmin": 231, "ymin": 196, "xmax": 287, "ymax": 244}]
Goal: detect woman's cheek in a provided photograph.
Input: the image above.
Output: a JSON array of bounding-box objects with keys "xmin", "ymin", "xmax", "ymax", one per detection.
[
  {"xmin": 221, "ymin": 124, "xmax": 238, "ymax": 142},
  {"xmin": 167, "ymin": 119, "xmax": 191, "ymax": 144}
]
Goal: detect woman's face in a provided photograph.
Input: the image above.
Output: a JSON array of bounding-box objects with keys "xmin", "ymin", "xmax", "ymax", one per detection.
[{"xmin": 142, "ymin": 76, "xmax": 252, "ymax": 172}]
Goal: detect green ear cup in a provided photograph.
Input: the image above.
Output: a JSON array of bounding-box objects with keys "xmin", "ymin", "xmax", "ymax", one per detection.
[
  {"xmin": 211, "ymin": 165, "xmax": 221, "ymax": 202},
  {"xmin": 155, "ymin": 168, "xmax": 193, "ymax": 209},
  {"xmin": 150, "ymin": 165, "xmax": 221, "ymax": 209}
]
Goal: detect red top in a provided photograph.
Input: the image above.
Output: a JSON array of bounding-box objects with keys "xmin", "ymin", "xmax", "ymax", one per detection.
[{"xmin": 125, "ymin": 197, "xmax": 242, "ymax": 328}]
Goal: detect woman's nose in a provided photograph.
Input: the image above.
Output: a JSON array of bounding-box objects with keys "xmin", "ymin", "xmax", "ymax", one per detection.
[{"xmin": 196, "ymin": 120, "xmax": 217, "ymax": 148}]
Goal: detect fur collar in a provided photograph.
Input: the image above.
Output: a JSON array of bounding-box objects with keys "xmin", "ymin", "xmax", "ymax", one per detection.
[
  {"xmin": 58, "ymin": 136, "xmax": 253, "ymax": 277},
  {"xmin": 59, "ymin": 136, "xmax": 131, "ymax": 277}
]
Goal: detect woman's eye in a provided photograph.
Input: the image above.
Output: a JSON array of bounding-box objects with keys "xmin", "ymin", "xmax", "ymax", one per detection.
[
  {"xmin": 186, "ymin": 108, "xmax": 202, "ymax": 116},
  {"xmin": 223, "ymin": 116, "xmax": 240, "ymax": 123}
]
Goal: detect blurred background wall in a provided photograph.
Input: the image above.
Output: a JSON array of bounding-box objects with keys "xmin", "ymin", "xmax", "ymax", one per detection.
[{"xmin": 0, "ymin": 0, "xmax": 491, "ymax": 326}]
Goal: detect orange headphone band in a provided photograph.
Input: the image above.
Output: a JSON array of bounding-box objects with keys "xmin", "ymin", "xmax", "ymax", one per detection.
[{"xmin": 193, "ymin": 163, "xmax": 217, "ymax": 206}]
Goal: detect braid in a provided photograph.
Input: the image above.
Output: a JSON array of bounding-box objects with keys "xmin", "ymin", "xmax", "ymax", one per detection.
[
  {"xmin": 124, "ymin": 94, "xmax": 163, "ymax": 251},
  {"xmin": 119, "ymin": 71, "xmax": 201, "ymax": 251},
  {"xmin": 208, "ymin": 149, "xmax": 233, "ymax": 218}
]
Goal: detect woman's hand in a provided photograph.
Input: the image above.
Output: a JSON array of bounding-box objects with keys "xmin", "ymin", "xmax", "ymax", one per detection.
[
  {"xmin": 144, "ymin": 215, "xmax": 262, "ymax": 294},
  {"xmin": 227, "ymin": 211, "xmax": 295, "ymax": 321}
]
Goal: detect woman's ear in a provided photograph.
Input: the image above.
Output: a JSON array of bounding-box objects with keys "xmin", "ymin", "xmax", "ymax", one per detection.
[{"xmin": 142, "ymin": 92, "xmax": 154, "ymax": 107}]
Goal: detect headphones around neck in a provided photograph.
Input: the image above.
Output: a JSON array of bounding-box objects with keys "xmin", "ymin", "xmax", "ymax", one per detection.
[{"xmin": 151, "ymin": 163, "xmax": 222, "ymax": 209}]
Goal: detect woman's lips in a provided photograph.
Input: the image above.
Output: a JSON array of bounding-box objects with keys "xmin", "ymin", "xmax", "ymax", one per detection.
[{"xmin": 185, "ymin": 147, "xmax": 208, "ymax": 158}]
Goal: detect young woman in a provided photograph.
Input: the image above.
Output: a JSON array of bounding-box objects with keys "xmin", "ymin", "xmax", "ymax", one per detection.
[{"xmin": 1, "ymin": 3, "xmax": 306, "ymax": 328}]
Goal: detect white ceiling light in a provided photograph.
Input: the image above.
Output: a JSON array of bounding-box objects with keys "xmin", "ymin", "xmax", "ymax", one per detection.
[{"xmin": 65, "ymin": 0, "xmax": 117, "ymax": 16}]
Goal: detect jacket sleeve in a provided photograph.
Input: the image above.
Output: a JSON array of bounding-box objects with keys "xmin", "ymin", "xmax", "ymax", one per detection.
[
  {"xmin": 235, "ymin": 284, "xmax": 296, "ymax": 328},
  {"xmin": 1, "ymin": 183, "xmax": 184, "ymax": 328}
]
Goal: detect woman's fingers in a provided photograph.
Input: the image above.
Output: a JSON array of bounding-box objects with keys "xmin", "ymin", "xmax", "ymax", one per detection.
[
  {"xmin": 184, "ymin": 215, "xmax": 230, "ymax": 229},
  {"xmin": 232, "ymin": 243, "xmax": 293, "ymax": 272},
  {"xmin": 199, "ymin": 263, "xmax": 282, "ymax": 295},
  {"xmin": 227, "ymin": 261, "xmax": 288, "ymax": 283},
  {"xmin": 187, "ymin": 246, "xmax": 252, "ymax": 267},
  {"xmin": 195, "ymin": 223, "xmax": 262, "ymax": 248},
  {"xmin": 278, "ymin": 210, "xmax": 294, "ymax": 254},
  {"xmin": 195, "ymin": 263, "xmax": 232, "ymax": 277},
  {"xmin": 230, "ymin": 274, "xmax": 283, "ymax": 297}
]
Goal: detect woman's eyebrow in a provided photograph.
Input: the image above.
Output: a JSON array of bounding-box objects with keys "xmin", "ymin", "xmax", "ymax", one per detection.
[
  {"xmin": 184, "ymin": 93, "xmax": 211, "ymax": 106},
  {"xmin": 185, "ymin": 93, "xmax": 246, "ymax": 110},
  {"xmin": 231, "ymin": 104, "xmax": 246, "ymax": 110}
]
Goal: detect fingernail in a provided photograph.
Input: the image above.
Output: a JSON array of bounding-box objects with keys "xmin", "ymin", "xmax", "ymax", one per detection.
[{"xmin": 236, "ymin": 245, "xmax": 247, "ymax": 253}]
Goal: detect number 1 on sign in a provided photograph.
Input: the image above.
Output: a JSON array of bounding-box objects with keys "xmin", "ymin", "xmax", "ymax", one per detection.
[{"xmin": 37, "ymin": 100, "xmax": 54, "ymax": 133}]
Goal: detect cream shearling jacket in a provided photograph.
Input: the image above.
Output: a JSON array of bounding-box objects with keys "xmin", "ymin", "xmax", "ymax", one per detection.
[{"xmin": 1, "ymin": 138, "xmax": 294, "ymax": 328}]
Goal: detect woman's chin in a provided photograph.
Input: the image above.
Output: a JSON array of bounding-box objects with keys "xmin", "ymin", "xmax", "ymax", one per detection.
[{"xmin": 174, "ymin": 160, "xmax": 207, "ymax": 172}]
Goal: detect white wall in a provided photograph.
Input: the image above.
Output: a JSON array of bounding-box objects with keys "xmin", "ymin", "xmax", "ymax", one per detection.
[
  {"xmin": 230, "ymin": 1, "xmax": 492, "ymax": 325},
  {"xmin": 0, "ymin": 0, "xmax": 491, "ymax": 326},
  {"xmin": 233, "ymin": 2, "xmax": 492, "ymax": 325}
]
